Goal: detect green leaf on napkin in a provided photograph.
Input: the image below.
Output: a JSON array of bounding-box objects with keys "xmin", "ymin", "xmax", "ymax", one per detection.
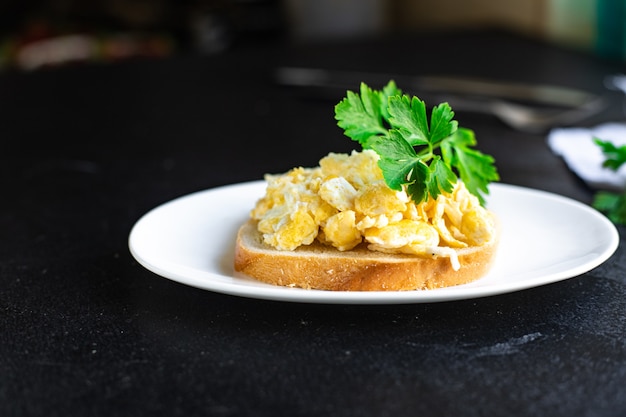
[
  {"xmin": 594, "ymin": 138, "xmax": 626, "ymax": 170},
  {"xmin": 592, "ymin": 137, "xmax": 626, "ymax": 225}
]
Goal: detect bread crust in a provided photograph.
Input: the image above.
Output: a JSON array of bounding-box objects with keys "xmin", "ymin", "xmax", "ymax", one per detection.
[{"xmin": 234, "ymin": 218, "xmax": 499, "ymax": 291}]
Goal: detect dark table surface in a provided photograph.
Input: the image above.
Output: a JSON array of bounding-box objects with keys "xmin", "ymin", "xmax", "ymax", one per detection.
[{"xmin": 3, "ymin": 29, "xmax": 626, "ymax": 417}]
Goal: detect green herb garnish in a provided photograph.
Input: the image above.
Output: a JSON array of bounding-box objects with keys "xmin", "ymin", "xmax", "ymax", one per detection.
[
  {"xmin": 593, "ymin": 137, "xmax": 626, "ymax": 224},
  {"xmin": 334, "ymin": 81, "xmax": 499, "ymax": 205},
  {"xmin": 595, "ymin": 138, "xmax": 626, "ymax": 170}
]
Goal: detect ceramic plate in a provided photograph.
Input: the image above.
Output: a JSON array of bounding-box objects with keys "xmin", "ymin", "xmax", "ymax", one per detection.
[{"xmin": 128, "ymin": 182, "xmax": 619, "ymax": 304}]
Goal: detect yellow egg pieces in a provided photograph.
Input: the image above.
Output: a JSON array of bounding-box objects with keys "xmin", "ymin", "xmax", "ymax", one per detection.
[{"xmin": 250, "ymin": 149, "xmax": 496, "ymax": 270}]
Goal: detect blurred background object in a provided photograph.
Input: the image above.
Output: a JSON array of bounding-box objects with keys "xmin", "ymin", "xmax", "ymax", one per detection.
[
  {"xmin": 0, "ymin": 0, "xmax": 623, "ymax": 71},
  {"xmin": 283, "ymin": 0, "xmax": 386, "ymax": 41},
  {"xmin": 386, "ymin": 0, "xmax": 623, "ymax": 61},
  {"xmin": 0, "ymin": 0, "xmax": 287, "ymax": 70}
]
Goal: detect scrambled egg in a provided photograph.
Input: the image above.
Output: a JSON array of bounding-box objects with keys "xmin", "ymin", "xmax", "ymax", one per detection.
[{"xmin": 251, "ymin": 150, "xmax": 495, "ymax": 270}]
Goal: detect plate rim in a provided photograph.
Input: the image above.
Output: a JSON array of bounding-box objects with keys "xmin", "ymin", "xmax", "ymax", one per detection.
[{"xmin": 128, "ymin": 181, "xmax": 620, "ymax": 304}]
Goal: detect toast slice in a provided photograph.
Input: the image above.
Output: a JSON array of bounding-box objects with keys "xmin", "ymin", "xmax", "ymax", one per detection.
[{"xmin": 234, "ymin": 218, "xmax": 499, "ymax": 291}]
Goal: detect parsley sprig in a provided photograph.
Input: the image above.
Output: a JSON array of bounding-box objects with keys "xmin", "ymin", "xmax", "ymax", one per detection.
[
  {"xmin": 334, "ymin": 81, "xmax": 499, "ymax": 205},
  {"xmin": 592, "ymin": 137, "xmax": 626, "ymax": 224}
]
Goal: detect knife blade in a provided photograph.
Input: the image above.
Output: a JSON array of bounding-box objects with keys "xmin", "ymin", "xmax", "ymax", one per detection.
[
  {"xmin": 274, "ymin": 66, "xmax": 605, "ymax": 131},
  {"xmin": 275, "ymin": 66, "xmax": 597, "ymax": 106}
]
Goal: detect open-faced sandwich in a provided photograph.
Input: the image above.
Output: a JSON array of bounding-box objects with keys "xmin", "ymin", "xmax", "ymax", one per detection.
[{"xmin": 234, "ymin": 81, "xmax": 500, "ymax": 291}]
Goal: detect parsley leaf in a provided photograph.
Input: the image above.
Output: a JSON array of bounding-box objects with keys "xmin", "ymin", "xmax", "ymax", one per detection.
[
  {"xmin": 335, "ymin": 81, "xmax": 402, "ymax": 148},
  {"xmin": 594, "ymin": 137, "xmax": 626, "ymax": 170},
  {"xmin": 592, "ymin": 137, "xmax": 626, "ymax": 224},
  {"xmin": 593, "ymin": 191, "xmax": 626, "ymax": 224},
  {"xmin": 379, "ymin": 80, "xmax": 403, "ymax": 121},
  {"xmin": 387, "ymin": 95, "xmax": 430, "ymax": 146},
  {"xmin": 442, "ymin": 128, "xmax": 499, "ymax": 204},
  {"xmin": 334, "ymin": 81, "xmax": 499, "ymax": 205}
]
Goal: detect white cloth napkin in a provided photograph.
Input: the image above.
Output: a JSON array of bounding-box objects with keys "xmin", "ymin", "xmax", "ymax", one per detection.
[{"xmin": 547, "ymin": 122, "xmax": 626, "ymax": 191}]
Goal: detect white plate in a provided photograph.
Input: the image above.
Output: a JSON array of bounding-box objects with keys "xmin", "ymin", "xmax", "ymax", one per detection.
[{"xmin": 128, "ymin": 182, "xmax": 619, "ymax": 304}]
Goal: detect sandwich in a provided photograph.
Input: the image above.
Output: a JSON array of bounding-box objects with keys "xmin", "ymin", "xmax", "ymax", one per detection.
[{"xmin": 234, "ymin": 81, "xmax": 500, "ymax": 291}]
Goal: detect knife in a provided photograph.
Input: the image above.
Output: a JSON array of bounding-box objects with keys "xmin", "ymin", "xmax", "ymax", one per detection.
[{"xmin": 274, "ymin": 66, "xmax": 605, "ymax": 132}]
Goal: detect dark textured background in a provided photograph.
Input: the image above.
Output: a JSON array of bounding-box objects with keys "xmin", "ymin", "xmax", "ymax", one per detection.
[{"xmin": 2, "ymin": 30, "xmax": 626, "ymax": 416}]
